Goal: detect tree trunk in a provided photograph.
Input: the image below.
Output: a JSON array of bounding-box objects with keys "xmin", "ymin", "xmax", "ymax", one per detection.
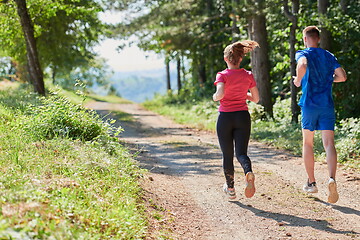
[
  {"xmin": 340, "ymin": 0, "xmax": 348, "ymax": 12},
  {"xmin": 206, "ymin": 0, "xmax": 214, "ymax": 82},
  {"xmin": 181, "ymin": 55, "xmax": 186, "ymax": 84},
  {"xmin": 318, "ymin": 0, "xmax": 331, "ymax": 50},
  {"xmin": 15, "ymin": 0, "xmax": 45, "ymax": 95},
  {"xmin": 284, "ymin": 0, "xmax": 301, "ymax": 123},
  {"xmin": 177, "ymin": 56, "xmax": 181, "ymax": 91},
  {"xmin": 198, "ymin": 61, "xmax": 206, "ymax": 86},
  {"xmin": 52, "ymin": 66, "xmax": 57, "ymax": 85},
  {"xmin": 165, "ymin": 56, "xmax": 171, "ymax": 91},
  {"xmin": 231, "ymin": 0, "xmax": 240, "ymax": 42},
  {"xmin": 248, "ymin": 12, "xmax": 273, "ymax": 117}
]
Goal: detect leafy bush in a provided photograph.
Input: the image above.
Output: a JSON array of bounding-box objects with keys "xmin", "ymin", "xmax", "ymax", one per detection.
[
  {"xmin": 273, "ymin": 97, "xmax": 294, "ymax": 124},
  {"xmin": 248, "ymin": 101, "xmax": 265, "ymax": 121},
  {"xmin": 0, "ymin": 86, "xmax": 147, "ymax": 239},
  {"xmin": 0, "ymin": 84, "xmax": 41, "ymax": 113},
  {"xmin": 336, "ymin": 118, "xmax": 360, "ymax": 163},
  {"xmin": 17, "ymin": 91, "xmax": 122, "ymax": 141},
  {"xmin": 0, "ymin": 105, "xmax": 13, "ymax": 123},
  {"xmin": 144, "ymin": 94, "xmax": 219, "ymax": 130}
]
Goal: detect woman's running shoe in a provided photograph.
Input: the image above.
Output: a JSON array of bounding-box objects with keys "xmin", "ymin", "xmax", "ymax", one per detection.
[
  {"xmin": 245, "ymin": 172, "xmax": 256, "ymax": 198},
  {"xmin": 223, "ymin": 183, "xmax": 236, "ymax": 200}
]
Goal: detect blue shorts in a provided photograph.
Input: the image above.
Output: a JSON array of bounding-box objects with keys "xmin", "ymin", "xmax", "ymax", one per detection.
[{"xmin": 301, "ymin": 107, "xmax": 335, "ymax": 131}]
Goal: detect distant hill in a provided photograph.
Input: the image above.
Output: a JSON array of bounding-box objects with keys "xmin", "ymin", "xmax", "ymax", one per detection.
[{"xmin": 109, "ymin": 68, "xmax": 177, "ymax": 103}]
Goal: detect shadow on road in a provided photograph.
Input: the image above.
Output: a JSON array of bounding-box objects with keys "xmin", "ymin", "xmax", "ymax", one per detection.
[
  {"xmin": 312, "ymin": 197, "xmax": 360, "ymax": 217},
  {"xmin": 231, "ymin": 201, "xmax": 359, "ymax": 236},
  {"xmin": 122, "ymin": 140, "xmax": 222, "ymax": 177}
]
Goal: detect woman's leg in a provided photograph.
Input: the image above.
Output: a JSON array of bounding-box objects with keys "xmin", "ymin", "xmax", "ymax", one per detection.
[
  {"xmin": 217, "ymin": 112, "xmax": 235, "ymax": 188},
  {"xmin": 233, "ymin": 111, "xmax": 252, "ymax": 175},
  {"xmin": 233, "ymin": 111, "xmax": 255, "ymax": 198}
]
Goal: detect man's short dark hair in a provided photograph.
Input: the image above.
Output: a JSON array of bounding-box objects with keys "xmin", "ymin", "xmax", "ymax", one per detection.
[{"xmin": 303, "ymin": 26, "xmax": 320, "ymax": 38}]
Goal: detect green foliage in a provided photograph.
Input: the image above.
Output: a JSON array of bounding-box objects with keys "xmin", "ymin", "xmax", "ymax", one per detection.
[
  {"xmin": 54, "ymin": 58, "xmax": 114, "ymax": 91},
  {"xmin": 253, "ymin": 98, "xmax": 359, "ymax": 164},
  {"xmin": 272, "ymin": 97, "xmax": 294, "ymax": 124},
  {"xmin": 328, "ymin": 1, "xmax": 360, "ymax": 119},
  {"xmin": 114, "ymin": 0, "xmax": 360, "ymax": 121},
  {"xmin": 114, "ymin": 0, "xmax": 236, "ymax": 95},
  {"xmin": 247, "ymin": 101, "xmax": 265, "ymax": 121},
  {"xmin": 15, "ymin": 90, "xmax": 122, "ymax": 142},
  {"xmin": 252, "ymin": 119, "xmax": 303, "ymax": 155},
  {"xmin": 336, "ymin": 118, "xmax": 360, "ymax": 163},
  {"xmin": 143, "ymin": 93, "xmax": 218, "ymax": 130},
  {"xmin": 0, "ymin": 0, "xmax": 109, "ymax": 89},
  {"xmin": 0, "ymin": 86, "xmax": 147, "ymax": 239}
]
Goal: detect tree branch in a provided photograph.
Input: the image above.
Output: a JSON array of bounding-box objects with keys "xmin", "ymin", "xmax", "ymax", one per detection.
[{"xmin": 283, "ymin": 0, "xmax": 296, "ymax": 22}]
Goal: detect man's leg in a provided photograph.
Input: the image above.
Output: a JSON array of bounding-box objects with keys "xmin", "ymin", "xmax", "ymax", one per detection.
[
  {"xmin": 321, "ymin": 130, "xmax": 339, "ymax": 203},
  {"xmin": 321, "ymin": 130, "xmax": 337, "ymax": 179},
  {"xmin": 302, "ymin": 129, "xmax": 316, "ymax": 182}
]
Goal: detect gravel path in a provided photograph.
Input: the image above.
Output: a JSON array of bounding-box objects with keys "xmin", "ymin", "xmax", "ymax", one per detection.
[{"xmin": 86, "ymin": 101, "xmax": 360, "ymax": 240}]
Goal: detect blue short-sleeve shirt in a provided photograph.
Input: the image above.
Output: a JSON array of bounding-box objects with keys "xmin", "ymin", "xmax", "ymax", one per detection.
[{"xmin": 295, "ymin": 48, "xmax": 341, "ymax": 109}]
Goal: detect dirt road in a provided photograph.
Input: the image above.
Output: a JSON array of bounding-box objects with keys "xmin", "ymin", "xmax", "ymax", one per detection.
[{"xmin": 86, "ymin": 101, "xmax": 360, "ymax": 240}]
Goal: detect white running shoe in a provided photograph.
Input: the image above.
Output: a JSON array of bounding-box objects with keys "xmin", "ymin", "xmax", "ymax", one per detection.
[
  {"xmin": 303, "ymin": 181, "xmax": 318, "ymax": 193},
  {"xmin": 328, "ymin": 178, "xmax": 339, "ymax": 203},
  {"xmin": 223, "ymin": 183, "xmax": 236, "ymax": 200}
]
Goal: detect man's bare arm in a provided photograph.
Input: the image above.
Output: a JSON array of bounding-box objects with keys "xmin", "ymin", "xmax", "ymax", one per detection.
[
  {"xmin": 293, "ymin": 57, "xmax": 307, "ymax": 87},
  {"xmin": 333, "ymin": 67, "xmax": 347, "ymax": 83}
]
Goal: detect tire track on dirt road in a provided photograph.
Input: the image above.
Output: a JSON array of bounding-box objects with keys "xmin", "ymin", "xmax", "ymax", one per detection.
[{"xmin": 86, "ymin": 101, "xmax": 360, "ymax": 240}]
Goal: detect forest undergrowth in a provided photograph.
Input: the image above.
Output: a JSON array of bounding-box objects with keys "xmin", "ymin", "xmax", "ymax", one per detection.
[{"xmin": 0, "ymin": 83, "xmax": 148, "ymax": 239}]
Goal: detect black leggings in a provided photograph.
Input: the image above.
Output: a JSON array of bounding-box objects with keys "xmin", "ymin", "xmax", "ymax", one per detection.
[{"xmin": 216, "ymin": 111, "xmax": 252, "ymax": 189}]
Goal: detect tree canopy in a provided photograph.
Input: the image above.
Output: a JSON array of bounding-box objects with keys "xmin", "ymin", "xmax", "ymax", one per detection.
[
  {"xmin": 112, "ymin": 0, "xmax": 360, "ymax": 119},
  {"xmin": 0, "ymin": 0, "xmax": 358, "ymax": 119},
  {"xmin": 0, "ymin": 0, "xmax": 108, "ymax": 91}
]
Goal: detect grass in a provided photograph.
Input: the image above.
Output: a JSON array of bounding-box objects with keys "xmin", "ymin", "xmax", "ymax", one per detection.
[
  {"xmin": 143, "ymin": 95, "xmax": 359, "ymax": 169},
  {"xmin": 0, "ymin": 84, "xmax": 148, "ymax": 239},
  {"xmin": 49, "ymin": 85, "xmax": 131, "ymax": 106},
  {"xmin": 143, "ymin": 97, "xmax": 218, "ymax": 131},
  {"xmin": 86, "ymin": 94, "xmax": 132, "ymax": 104}
]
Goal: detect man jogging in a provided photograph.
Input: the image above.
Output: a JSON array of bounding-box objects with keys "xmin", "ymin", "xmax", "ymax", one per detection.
[{"xmin": 293, "ymin": 26, "xmax": 347, "ymax": 203}]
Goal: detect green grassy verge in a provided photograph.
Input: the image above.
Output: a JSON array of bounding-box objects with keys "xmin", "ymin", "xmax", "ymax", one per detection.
[
  {"xmin": 143, "ymin": 95, "xmax": 360, "ymax": 169},
  {"xmin": 143, "ymin": 96, "xmax": 219, "ymax": 131},
  {"xmin": 0, "ymin": 85, "xmax": 147, "ymax": 239},
  {"xmin": 49, "ymin": 85, "xmax": 131, "ymax": 106}
]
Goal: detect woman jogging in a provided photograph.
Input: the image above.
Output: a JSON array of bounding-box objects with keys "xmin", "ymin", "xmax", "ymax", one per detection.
[{"xmin": 213, "ymin": 40, "xmax": 260, "ymax": 200}]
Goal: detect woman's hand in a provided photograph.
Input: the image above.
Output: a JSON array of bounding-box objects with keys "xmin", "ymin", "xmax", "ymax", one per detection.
[{"xmin": 213, "ymin": 82, "xmax": 225, "ymax": 101}]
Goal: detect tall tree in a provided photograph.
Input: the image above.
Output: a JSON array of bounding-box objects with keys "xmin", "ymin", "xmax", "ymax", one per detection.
[
  {"xmin": 284, "ymin": 0, "xmax": 300, "ymax": 123},
  {"xmin": 177, "ymin": 55, "xmax": 182, "ymax": 91},
  {"xmin": 248, "ymin": 0, "xmax": 273, "ymax": 117},
  {"xmin": 165, "ymin": 55, "xmax": 171, "ymax": 91},
  {"xmin": 113, "ymin": 0, "xmax": 233, "ymax": 94},
  {"xmin": 317, "ymin": 0, "xmax": 331, "ymax": 50},
  {"xmin": 0, "ymin": 0, "xmax": 106, "ymax": 91},
  {"xmin": 340, "ymin": 0, "xmax": 348, "ymax": 12},
  {"xmin": 231, "ymin": 0, "xmax": 240, "ymax": 42},
  {"xmin": 14, "ymin": 0, "xmax": 44, "ymax": 95}
]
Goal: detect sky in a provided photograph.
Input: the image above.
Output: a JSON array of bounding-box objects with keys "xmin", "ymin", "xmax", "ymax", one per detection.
[
  {"xmin": 94, "ymin": 11, "xmax": 165, "ymax": 72},
  {"xmin": 95, "ymin": 39, "xmax": 165, "ymax": 72}
]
